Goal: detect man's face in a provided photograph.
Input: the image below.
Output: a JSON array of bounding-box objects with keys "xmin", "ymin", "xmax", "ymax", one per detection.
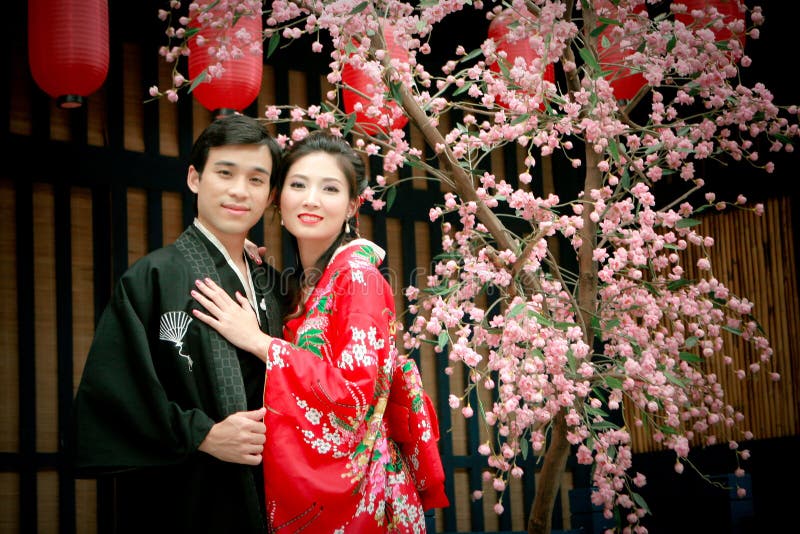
[{"xmin": 187, "ymin": 144, "xmax": 273, "ymax": 242}]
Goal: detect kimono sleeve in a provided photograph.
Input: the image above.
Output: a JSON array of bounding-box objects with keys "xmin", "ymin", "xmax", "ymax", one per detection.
[
  {"xmin": 72, "ymin": 259, "xmax": 215, "ymax": 474},
  {"xmin": 265, "ymin": 263, "xmax": 395, "ymax": 430}
]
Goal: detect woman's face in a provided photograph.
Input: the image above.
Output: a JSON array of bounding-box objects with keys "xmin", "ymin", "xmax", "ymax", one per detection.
[{"xmin": 279, "ymin": 151, "xmax": 358, "ymax": 254}]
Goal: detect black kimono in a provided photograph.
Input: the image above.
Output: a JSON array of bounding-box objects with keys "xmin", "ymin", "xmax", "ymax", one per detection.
[{"xmin": 73, "ymin": 222, "xmax": 283, "ymax": 534}]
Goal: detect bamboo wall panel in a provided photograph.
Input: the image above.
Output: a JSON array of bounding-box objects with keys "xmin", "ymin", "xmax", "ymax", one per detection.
[
  {"xmin": 33, "ymin": 184, "xmax": 58, "ymax": 453},
  {"xmin": 71, "ymin": 188, "xmax": 96, "ymax": 395},
  {"xmin": 626, "ymin": 197, "xmax": 800, "ymax": 454},
  {"xmin": 74, "ymin": 478, "xmax": 97, "ymax": 534},
  {"xmin": 37, "ymin": 472, "xmax": 58, "ymax": 534},
  {"xmin": 0, "ymin": 179, "xmax": 19, "ymax": 452},
  {"xmin": 0, "ymin": 473, "xmax": 20, "ymax": 533},
  {"xmin": 122, "ymin": 42, "xmax": 145, "ymax": 153},
  {"xmin": 9, "ymin": 47, "xmax": 31, "ymax": 137},
  {"xmin": 161, "ymin": 190, "xmax": 185, "ymax": 246},
  {"xmin": 126, "ymin": 188, "xmax": 149, "ymax": 265},
  {"xmin": 157, "ymin": 61, "xmax": 180, "ymax": 158}
]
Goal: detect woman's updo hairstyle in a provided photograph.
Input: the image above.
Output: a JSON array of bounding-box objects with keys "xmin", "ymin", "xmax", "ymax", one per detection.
[{"xmin": 277, "ymin": 131, "xmax": 368, "ymax": 318}]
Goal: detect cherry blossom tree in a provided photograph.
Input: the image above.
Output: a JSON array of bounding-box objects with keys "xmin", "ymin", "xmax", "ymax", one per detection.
[{"xmin": 153, "ymin": 1, "xmax": 798, "ymax": 532}]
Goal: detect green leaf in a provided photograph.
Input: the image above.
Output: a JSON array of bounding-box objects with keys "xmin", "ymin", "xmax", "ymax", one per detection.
[
  {"xmin": 663, "ymin": 371, "xmax": 687, "ymax": 388},
  {"xmin": 590, "ymin": 23, "xmax": 609, "ymax": 38},
  {"xmin": 722, "ymin": 325, "xmax": 743, "ymax": 336},
  {"xmin": 386, "ymin": 186, "xmax": 397, "ymax": 211},
  {"xmin": 422, "ymin": 284, "xmax": 452, "ymax": 296},
  {"xmin": 201, "ymin": 0, "xmax": 221, "ymax": 13},
  {"xmin": 579, "ymin": 47, "xmax": 600, "ymax": 71},
  {"xmin": 184, "ymin": 27, "xmax": 200, "ymax": 39},
  {"xmin": 389, "ymin": 81, "xmax": 403, "ymax": 104},
  {"xmin": 520, "ymin": 436, "xmax": 529, "ymax": 460},
  {"xmin": 590, "ymin": 420, "xmax": 619, "ymax": 431},
  {"xmin": 509, "ymin": 302, "xmax": 526, "ymax": 318},
  {"xmin": 188, "ymin": 70, "xmax": 208, "ymax": 93},
  {"xmin": 675, "ymin": 217, "xmax": 701, "ymax": 229},
  {"xmin": 667, "ymin": 278, "xmax": 692, "ymax": 291},
  {"xmin": 658, "ymin": 424, "xmax": 679, "ymax": 435},
  {"xmin": 631, "ymin": 492, "xmax": 651, "ymax": 514},
  {"xmin": 453, "ymin": 81, "xmax": 473, "ymax": 97},
  {"xmin": 349, "ymin": 1, "xmax": 368, "ymax": 14},
  {"xmin": 528, "ymin": 310, "xmax": 553, "ymax": 327},
  {"xmin": 585, "ymin": 405, "xmax": 609, "ymax": 418},
  {"xmin": 679, "ymin": 351, "xmax": 702, "ymax": 363},
  {"xmin": 666, "ymin": 35, "xmax": 677, "ymax": 53},
  {"xmin": 511, "ymin": 113, "xmax": 531, "ymax": 126},
  {"xmin": 608, "ymin": 140, "xmax": 620, "ymax": 160},
  {"xmin": 604, "ymin": 376, "xmax": 624, "ymax": 390},
  {"xmin": 591, "ymin": 387, "xmax": 608, "ymax": 403},
  {"xmin": 437, "ymin": 331, "xmax": 449, "ymax": 350},
  {"xmin": 461, "ymin": 47, "xmax": 484, "ymax": 62},
  {"xmin": 342, "ymin": 112, "xmax": 357, "ymax": 136},
  {"xmin": 598, "ymin": 17, "xmax": 622, "ymax": 27},
  {"xmin": 643, "ymin": 281, "xmax": 661, "ymax": 297},
  {"xmin": 685, "ymin": 336, "xmax": 698, "ymax": 348},
  {"xmin": 267, "ymin": 32, "xmax": 280, "ymax": 58}
]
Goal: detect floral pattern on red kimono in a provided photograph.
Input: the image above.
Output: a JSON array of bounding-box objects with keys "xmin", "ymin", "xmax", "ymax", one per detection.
[{"xmin": 264, "ymin": 240, "xmax": 427, "ymax": 533}]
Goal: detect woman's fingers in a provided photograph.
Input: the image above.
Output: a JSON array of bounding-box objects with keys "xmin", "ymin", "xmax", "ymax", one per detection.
[
  {"xmin": 191, "ymin": 279, "xmax": 238, "ymax": 319},
  {"xmin": 191, "ymin": 307, "xmax": 218, "ymax": 327}
]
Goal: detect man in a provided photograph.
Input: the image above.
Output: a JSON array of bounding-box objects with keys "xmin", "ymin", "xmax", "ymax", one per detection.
[{"xmin": 72, "ymin": 114, "xmax": 283, "ymax": 533}]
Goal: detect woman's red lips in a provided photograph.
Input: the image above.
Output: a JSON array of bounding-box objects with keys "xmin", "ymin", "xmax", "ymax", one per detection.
[{"xmin": 298, "ymin": 213, "xmax": 323, "ymax": 223}]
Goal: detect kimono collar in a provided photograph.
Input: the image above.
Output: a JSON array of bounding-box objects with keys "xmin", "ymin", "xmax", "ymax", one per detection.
[
  {"xmin": 192, "ymin": 219, "xmax": 260, "ymax": 324},
  {"xmin": 329, "ymin": 238, "xmax": 386, "ymax": 265}
]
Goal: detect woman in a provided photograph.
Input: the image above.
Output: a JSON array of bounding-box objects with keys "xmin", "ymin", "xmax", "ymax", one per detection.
[{"xmin": 191, "ymin": 131, "xmax": 447, "ymax": 532}]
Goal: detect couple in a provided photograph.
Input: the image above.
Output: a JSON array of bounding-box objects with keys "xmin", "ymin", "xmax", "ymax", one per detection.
[{"xmin": 73, "ymin": 115, "xmax": 448, "ymax": 533}]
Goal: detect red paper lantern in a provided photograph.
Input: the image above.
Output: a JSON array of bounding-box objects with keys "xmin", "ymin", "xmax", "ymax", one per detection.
[
  {"xmin": 674, "ymin": 0, "xmax": 746, "ymax": 50},
  {"xmin": 28, "ymin": 0, "xmax": 109, "ymax": 109},
  {"xmin": 341, "ymin": 25, "xmax": 410, "ymax": 135},
  {"xmin": 597, "ymin": 4, "xmax": 648, "ymax": 102},
  {"xmin": 188, "ymin": 8, "xmax": 263, "ymax": 117},
  {"xmin": 488, "ymin": 8, "xmax": 555, "ymax": 110}
]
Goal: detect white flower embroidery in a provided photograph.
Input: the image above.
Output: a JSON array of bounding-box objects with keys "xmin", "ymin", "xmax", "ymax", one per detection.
[
  {"xmin": 340, "ymin": 349, "xmax": 354, "ymax": 370},
  {"xmin": 305, "ymin": 408, "xmax": 322, "ymax": 425},
  {"xmin": 367, "ymin": 326, "xmax": 385, "ymax": 350},
  {"xmin": 351, "ymin": 268, "xmax": 365, "ymax": 285},
  {"xmin": 352, "ymin": 343, "xmax": 369, "ymax": 366},
  {"xmin": 351, "ymin": 327, "xmax": 366, "ymax": 343},
  {"xmin": 267, "ymin": 342, "xmax": 289, "ymax": 369}
]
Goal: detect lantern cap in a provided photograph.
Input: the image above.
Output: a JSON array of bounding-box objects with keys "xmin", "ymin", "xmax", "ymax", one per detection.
[
  {"xmin": 213, "ymin": 108, "xmax": 239, "ymax": 119},
  {"xmin": 57, "ymin": 95, "xmax": 85, "ymax": 109}
]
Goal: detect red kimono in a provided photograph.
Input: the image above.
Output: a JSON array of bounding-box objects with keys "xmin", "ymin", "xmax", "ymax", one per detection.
[{"xmin": 264, "ymin": 240, "xmax": 447, "ymax": 533}]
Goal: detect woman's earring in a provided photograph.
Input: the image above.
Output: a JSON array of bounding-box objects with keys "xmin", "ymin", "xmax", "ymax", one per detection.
[{"xmin": 345, "ymin": 219, "xmax": 351, "ymax": 234}]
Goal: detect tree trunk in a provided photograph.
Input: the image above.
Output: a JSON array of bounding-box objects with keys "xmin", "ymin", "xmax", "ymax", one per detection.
[{"xmin": 527, "ymin": 410, "xmax": 571, "ymax": 534}]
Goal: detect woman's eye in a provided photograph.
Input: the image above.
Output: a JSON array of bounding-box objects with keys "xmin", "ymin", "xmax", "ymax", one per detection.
[
  {"xmin": 289, "ymin": 181, "xmax": 305, "ymax": 189},
  {"xmin": 324, "ymin": 185, "xmax": 340, "ymax": 193}
]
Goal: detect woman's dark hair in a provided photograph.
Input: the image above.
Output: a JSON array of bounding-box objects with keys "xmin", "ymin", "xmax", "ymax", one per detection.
[
  {"xmin": 188, "ymin": 114, "xmax": 282, "ymax": 213},
  {"xmin": 277, "ymin": 130, "xmax": 368, "ymax": 319}
]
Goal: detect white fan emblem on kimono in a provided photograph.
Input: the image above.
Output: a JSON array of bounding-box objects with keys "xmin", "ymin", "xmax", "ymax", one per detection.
[{"xmin": 159, "ymin": 311, "xmax": 194, "ymax": 371}]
